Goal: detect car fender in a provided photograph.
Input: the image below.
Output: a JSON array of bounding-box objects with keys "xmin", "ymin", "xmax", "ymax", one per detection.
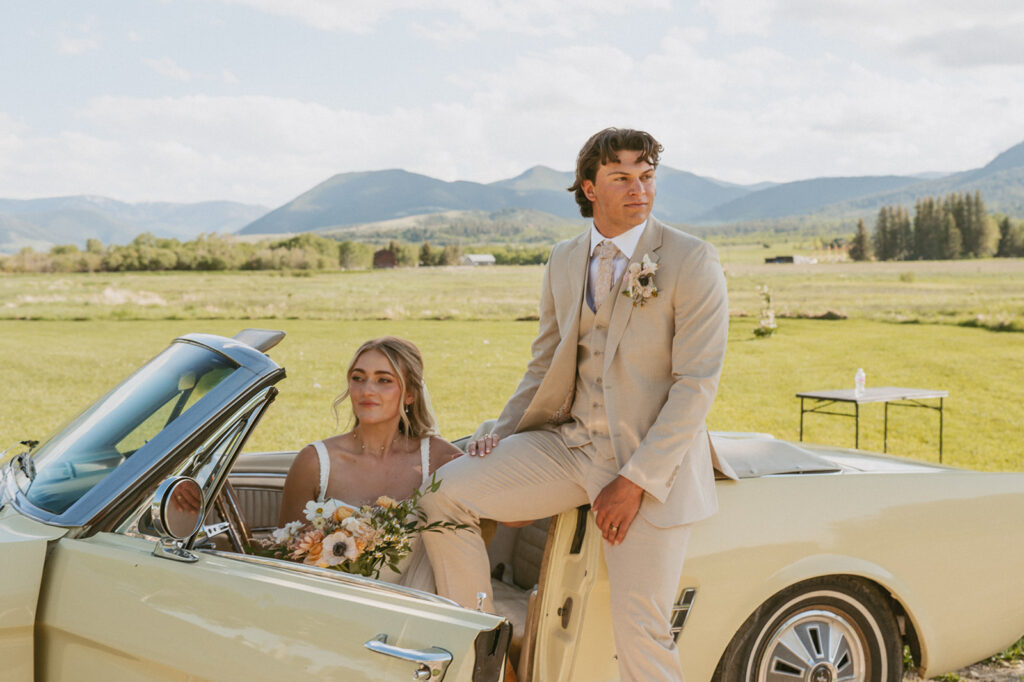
[
  {"xmin": 682, "ymin": 551, "xmax": 929, "ymax": 680},
  {"xmin": 0, "ymin": 509, "xmax": 69, "ymax": 681},
  {"xmin": 765, "ymin": 553, "xmax": 930, "ymax": 660}
]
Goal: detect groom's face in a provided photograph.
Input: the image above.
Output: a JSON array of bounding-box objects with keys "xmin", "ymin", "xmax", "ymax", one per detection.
[{"xmin": 582, "ymin": 150, "xmax": 656, "ymax": 238}]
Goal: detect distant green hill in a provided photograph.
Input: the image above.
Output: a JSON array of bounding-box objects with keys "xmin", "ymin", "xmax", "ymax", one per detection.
[
  {"xmin": 697, "ymin": 139, "xmax": 1024, "ymax": 226},
  {"xmin": 0, "ymin": 196, "xmax": 267, "ymax": 253},
  {"xmin": 6, "ymin": 138, "xmax": 1023, "ymax": 253},
  {"xmin": 317, "ymin": 208, "xmax": 585, "ymax": 245},
  {"xmin": 238, "ymin": 164, "xmax": 757, "ymax": 236},
  {"xmin": 694, "ymin": 175, "xmax": 922, "ymax": 223}
]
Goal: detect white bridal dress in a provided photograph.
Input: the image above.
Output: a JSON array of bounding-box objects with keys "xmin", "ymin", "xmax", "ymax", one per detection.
[{"xmin": 310, "ymin": 439, "xmax": 436, "ymax": 593}]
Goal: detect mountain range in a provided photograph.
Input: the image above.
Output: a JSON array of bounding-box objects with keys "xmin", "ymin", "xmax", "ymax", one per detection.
[
  {"xmin": 2, "ymin": 138, "xmax": 1022, "ymax": 253},
  {"xmin": 0, "ymin": 197, "xmax": 267, "ymax": 254},
  {"xmin": 238, "ymin": 138, "xmax": 1024, "ymax": 237}
]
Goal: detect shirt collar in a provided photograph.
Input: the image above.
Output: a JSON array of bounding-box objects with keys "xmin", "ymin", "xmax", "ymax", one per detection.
[{"xmin": 589, "ymin": 219, "xmax": 647, "ymax": 259}]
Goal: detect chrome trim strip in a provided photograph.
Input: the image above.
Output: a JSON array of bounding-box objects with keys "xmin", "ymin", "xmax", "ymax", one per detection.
[
  {"xmin": 228, "ymin": 472, "xmax": 287, "ymax": 479},
  {"xmin": 199, "ymin": 549, "xmax": 461, "ymax": 607},
  {"xmin": 670, "ymin": 588, "xmax": 697, "ymax": 641}
]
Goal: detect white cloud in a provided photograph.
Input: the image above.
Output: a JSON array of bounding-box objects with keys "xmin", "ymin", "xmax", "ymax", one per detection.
[
  {"xmin": 741, "ymin": 0, "xmax": 1024, "ymax": 67},
  {"xmin": 144, "ymin": 57, "xmax": 192, "ymax": 82},
  {"xmin": 57, "ymin": 18, "xmax": 101, "ymax": 55},
  {"xmin": 6, "ymin": 4, "xmax": 1024, "ymax": 206},
  {"xmin": 58, "ymin": 36, "xmax": 100, "ymax": 55},
  {"xmin": 216, "ymin": 0, "xmax": 669, "ymax": 37},
  {"xmin": 698, "ymin": 0, "xmax": 774, "ymax": 36}
]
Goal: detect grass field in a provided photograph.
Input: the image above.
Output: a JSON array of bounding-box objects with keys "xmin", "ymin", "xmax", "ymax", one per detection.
[
  {"xmin": 3, "ymin": 258, "xmax": 1022, "ymax": 331},
  {"xmin": 2, "ymin": 256, "xmax": 1023, "ymax": 467},
  {"xmin": 2, "ymin": 314, "xmax": 1021, "ymax": 471}
]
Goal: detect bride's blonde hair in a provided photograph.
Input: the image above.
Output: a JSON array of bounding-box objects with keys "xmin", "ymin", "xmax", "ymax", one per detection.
[{"xmin": 332, "ymin": 337, "xmax": 438, "ymax": 438}]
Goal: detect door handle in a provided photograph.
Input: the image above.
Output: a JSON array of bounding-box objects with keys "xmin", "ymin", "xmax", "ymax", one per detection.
[{"xmin": 364, "ymin": 634, "xmax": 452, "ymax": 681}]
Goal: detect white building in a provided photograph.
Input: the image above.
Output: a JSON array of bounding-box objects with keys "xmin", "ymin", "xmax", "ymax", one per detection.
[{"xmin": 462, "ymin": 254, "xmax": 496, "ymax": 266}]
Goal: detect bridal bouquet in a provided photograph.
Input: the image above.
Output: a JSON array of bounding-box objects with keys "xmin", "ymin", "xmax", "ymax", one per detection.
[{"xmin": 254, "ymin": 475, "xmax": 463, "ymax": 578}]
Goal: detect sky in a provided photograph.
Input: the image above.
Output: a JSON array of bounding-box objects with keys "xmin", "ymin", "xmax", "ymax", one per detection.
[{"xmin": 2, "ymin": 0, "xmax": 1024, "ymax": 208}]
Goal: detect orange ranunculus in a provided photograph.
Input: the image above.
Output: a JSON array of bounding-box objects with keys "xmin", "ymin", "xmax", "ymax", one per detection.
[{"xmin": 333, "ymin": 505, "xmax": 355, "ymax": 522}]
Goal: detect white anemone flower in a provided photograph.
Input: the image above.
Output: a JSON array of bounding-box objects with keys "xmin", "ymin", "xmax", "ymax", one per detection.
[
  {"xmin": 321, "ymin": 531, "xmax": 360, "ymax": 566},
  {"xmin": 304, "ymin": 499, "xmax": 339, "ymax": 523}
]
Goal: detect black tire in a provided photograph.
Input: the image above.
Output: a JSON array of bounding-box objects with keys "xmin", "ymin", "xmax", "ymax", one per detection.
[{"xmin": 713, "ymin": 576, "xmax": 903, "ymax": 682}]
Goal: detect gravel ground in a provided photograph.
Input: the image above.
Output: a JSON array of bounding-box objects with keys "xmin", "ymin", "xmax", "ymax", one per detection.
[{"xmin": 906, "ymin": 660, "xmax": 1024, "ymax": 681}]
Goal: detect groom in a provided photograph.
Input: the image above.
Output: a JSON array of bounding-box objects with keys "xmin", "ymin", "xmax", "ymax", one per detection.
[{"xmin": 422, "ymin": 127, "xmax": 732, "ymax": 681}]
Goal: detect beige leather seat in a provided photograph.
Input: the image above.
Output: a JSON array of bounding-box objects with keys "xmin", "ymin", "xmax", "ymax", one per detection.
[{"xmin": 488, "ymin": 518, "xmax": 551, "ymax": 669}]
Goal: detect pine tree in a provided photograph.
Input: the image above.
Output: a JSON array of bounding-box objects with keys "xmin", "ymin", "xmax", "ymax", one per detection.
[
  {"xmin": 943, "ymin": 194, "xmax": 966, "ymax": 258},
  {"xmin": 849, "ymin": 219, "xmax": 873, "ymax": 261},
  {"xmin": 419, "ymin": 241, "xmax": 437, "ymax": 267},
  {"xmin": 873, "ymin": 206, "xmax": 893, "ymax": 260},
  {"xmin": 913, "ymin": 198, "xmax": 941, "ymax": 260},
  {"xmin": 972, "ymin": 192, "xmax": 999, "ymax": 257},
  {"xmin": 942, "ymin": 211, "xmax": 962, "ymax": 260},
  {"xmin": 894, "ymin": 206, "xmax": 912, "ymax": 260},
  {"xmin": 997, "ymin": 216, "xmax": 1013, "ymax": 257}
]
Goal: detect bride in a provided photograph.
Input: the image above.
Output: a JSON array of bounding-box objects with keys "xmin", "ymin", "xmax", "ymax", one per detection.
[{"xmin": 278, "ymin": 336, "xmax": 461, "ymax": 590}]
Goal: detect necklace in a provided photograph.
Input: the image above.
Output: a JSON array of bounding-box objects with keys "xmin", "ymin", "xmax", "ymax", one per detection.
[{"xmin": 353, "ymin": 428, "xmax": 390, "ymax": 456}]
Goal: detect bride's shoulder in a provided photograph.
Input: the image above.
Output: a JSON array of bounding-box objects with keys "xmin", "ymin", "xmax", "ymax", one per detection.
[
  {"xmin": 426, "ymin": 435, "xmax": 462, "ymax": 471},
  {"xmin": 287, "ymin": 443, "xmax": 321, "ymax": 478}
]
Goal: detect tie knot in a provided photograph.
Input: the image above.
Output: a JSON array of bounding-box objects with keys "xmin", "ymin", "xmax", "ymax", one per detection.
[{"xmin": 595, "ymin": 240, "xmax": 618, "ymax": 261}]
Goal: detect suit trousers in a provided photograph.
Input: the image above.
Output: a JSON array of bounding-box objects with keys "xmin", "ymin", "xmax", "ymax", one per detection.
[{"xmin": 421, "ymin": 429, "xmax": 692, "ymax": 682}]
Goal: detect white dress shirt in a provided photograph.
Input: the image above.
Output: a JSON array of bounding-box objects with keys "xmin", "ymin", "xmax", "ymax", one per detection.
[{"xmin": 586, "ymin": 220, "xmax": 647, "ymax": 310}]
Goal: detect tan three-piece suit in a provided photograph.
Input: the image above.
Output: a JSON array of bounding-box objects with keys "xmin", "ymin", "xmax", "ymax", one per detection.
[{"xmin": 421, "ymin": 216, "xmax": 733, "ymax": 681}]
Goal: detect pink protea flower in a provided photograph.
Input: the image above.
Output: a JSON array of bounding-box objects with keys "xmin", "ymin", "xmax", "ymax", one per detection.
[
  {"xmin": 291, "ymin": 529, "xmax": 324, "ymax": 563},
  {"xmin": 321, "ymin": 530, "xmax": 360, "ymax": 566}
]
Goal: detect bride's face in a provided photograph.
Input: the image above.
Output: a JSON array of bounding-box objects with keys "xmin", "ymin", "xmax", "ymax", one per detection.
[{"xmin": 348, "ymin": 349, "xmax": 413, "ymax": 426}]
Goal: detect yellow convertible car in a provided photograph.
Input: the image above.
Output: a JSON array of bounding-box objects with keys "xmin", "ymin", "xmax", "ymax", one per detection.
[{"xmin": 2, "ymin": 331, "xmax": 1022, "ymax": 681}]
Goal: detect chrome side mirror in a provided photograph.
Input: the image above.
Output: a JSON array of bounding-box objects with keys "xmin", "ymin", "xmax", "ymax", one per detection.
[{"xmin": 151, "ymin": 476, "xmax": 205, "ymax": 563}]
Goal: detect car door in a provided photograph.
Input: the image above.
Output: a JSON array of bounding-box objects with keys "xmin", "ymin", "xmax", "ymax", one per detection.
[{"xmin": 34, "ymin": 530, "xmax": 507, "ymax": 681}]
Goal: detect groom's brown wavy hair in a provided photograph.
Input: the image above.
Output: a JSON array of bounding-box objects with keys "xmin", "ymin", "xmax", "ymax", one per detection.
[
  {"xmin": 332, "ymin": 336, "xmax": 438, "ymax": 439},
  {"xmin": 568, "ymin": 127, "xmax": 663, "ymax": 218}
]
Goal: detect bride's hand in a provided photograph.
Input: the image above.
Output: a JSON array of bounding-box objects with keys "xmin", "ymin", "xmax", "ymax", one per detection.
[{"xmin": 466, "ymin": 433, "xmax": 500, "ymax": 457}]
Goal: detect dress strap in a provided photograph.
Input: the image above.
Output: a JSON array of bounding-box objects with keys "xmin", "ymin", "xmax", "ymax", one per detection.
[
  {"xmin": 312, "ymin": 440, "xmax": 331, "ymax": 503},
  {"xmin": 420, "ymin": 437, "xmax": 431, "ymax": 487}
]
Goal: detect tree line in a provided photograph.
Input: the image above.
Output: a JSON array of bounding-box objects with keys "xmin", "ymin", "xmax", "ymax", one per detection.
[
  {"xmin": 848, "ymin": 191, "xmax": 1024, "ymax": 261},
  {"xmin": 0, "ymin": 232, "xmax": 551, "ymax": 274}
]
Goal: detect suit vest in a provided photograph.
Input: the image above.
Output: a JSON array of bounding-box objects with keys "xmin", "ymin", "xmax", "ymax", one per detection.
[{"xmin": 559, "ymin": 275, "xmax": 622, "ymax": 453}]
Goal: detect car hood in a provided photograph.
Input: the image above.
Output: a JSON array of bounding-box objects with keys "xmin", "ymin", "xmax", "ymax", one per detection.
[{"xmin": 710, "ymin": 432, "xmax": 951, "ymax": 479}]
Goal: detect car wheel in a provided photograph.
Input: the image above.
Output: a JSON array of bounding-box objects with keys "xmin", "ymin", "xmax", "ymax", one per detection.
[{"xmin": 713, "ymin": 577, "xmax": 903, "ymax": 682}]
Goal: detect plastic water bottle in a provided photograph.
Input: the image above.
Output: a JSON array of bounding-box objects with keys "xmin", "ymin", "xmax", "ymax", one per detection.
[{"xmin": 854, "ymin": 368, "xmax": 866, "ymax": 398}]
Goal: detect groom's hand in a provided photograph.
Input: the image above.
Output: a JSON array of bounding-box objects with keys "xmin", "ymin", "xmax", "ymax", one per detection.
[{"xmin": 592, "ymin": 475, "xmax": 643, "ymax": 545}]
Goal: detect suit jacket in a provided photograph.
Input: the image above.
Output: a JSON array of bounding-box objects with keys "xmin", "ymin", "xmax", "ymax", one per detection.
[{"xmin": 493, "ymin": 216, "xmax": 735, "ymax": 527}]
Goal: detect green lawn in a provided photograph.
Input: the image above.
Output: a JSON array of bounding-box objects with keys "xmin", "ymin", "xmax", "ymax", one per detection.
[
  {"xmin": 3, "ymin": 258, "xmax": 1022, "ymax": 332},
  {"xmin": 2, "ymin": 316, "xmax": 1020, "ymax": 472}
]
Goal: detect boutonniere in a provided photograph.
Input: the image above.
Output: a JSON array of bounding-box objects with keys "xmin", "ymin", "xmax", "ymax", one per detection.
[{"xmin": 622, "ymin": 254, "xmax": 659, "ymax": 306}]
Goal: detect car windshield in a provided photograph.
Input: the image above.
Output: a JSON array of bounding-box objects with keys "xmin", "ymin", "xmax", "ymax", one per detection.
[{"xmin": 20, "ymin": 342, "xmax": 239, "ymax": 515}]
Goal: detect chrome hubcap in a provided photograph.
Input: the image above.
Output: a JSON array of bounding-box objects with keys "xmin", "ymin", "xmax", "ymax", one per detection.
[{"xmin": 757, "ymin": 609, "xmax": 866, "ymax": 682}]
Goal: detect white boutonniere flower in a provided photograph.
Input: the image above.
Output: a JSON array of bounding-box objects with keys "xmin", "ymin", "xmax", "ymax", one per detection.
[{"xmin": 622, "ymin": 254, "xmax": 659, "ymax": 306}]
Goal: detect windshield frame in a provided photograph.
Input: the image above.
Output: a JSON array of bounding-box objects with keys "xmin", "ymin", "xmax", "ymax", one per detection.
[{"xmin": 8, "ymin": 334, "xmax": 285, "ymax": 529}]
